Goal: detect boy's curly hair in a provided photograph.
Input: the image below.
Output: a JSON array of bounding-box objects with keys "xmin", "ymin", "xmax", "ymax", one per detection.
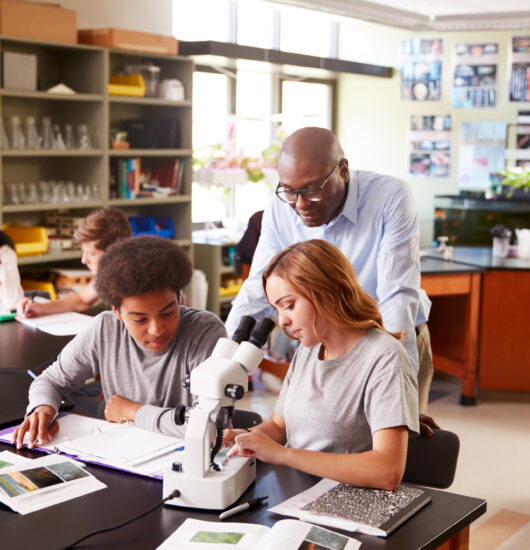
[{"xmin": 95, "ymin": 236, "xmax": 192, "ymax": 308}]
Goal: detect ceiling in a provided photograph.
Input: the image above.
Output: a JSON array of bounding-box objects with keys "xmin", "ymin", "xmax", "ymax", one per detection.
[{"xmin": 269, "ymin": 0, "xmax": 530, "ymax": 30}]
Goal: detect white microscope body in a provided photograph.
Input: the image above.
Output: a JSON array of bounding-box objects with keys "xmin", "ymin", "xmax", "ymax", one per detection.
[{"xmin": 163, "ymin": 317, "xmax": 274, "ymax": 510}]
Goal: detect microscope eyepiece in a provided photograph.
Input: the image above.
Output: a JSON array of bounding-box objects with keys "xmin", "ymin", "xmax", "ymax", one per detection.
[
  {"xmin": 232, "ymin": 315, "xmax": 256, "ymax": 344},
  {"xmin": 248, "ymin": 318, "xmax": 276, "ymax": 348}
]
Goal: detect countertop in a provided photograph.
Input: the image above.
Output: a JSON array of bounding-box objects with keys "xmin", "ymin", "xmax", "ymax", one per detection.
[{"xmin": 422, "ymin": 246, "xmax": 530, "ymax": 271}]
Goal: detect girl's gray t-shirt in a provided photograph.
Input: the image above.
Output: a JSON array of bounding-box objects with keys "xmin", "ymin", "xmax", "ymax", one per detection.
[
  {"xmin": 274, "ymin": 328, "xmax": 419, "ymax": 454},
  {"xmin": 27, "ymin": 307, "xmax": 226, "ymax": 437}
]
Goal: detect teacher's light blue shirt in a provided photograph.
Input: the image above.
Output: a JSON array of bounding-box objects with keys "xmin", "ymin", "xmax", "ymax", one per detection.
[{"xmin": 225, "ymin": 170, "xmax": 431, "ymax": 374}]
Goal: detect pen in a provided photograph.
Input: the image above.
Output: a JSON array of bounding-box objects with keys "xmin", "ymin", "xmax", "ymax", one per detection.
[
  {"xmin": 219, "ymin": 496, "xmax": 268, "ymax": 520},
  {"xmin": 24, "ymin": 292, "xmax": 37, "ymax": 317}
]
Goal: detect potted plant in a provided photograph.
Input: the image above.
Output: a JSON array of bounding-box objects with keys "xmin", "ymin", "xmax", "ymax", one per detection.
[{"xmin": 492, "ymin": 167, "xmax": 530, "ymax": 199}]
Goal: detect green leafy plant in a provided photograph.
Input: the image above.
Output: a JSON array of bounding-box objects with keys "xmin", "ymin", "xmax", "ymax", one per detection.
[{"xmin": 495, "ymin": 167, "xmax": 530, "ymax": 198}]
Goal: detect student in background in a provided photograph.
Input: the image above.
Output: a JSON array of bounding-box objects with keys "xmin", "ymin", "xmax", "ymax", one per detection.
[
  {"xmin": 224, "ymin": 240, "xmax": 418, "ymax": 490},
  {"xmin": 0, "ymin": 230, "xmax": 24, "ymax": 312},
  {"xmin": 17, "ymin": 207, "xmax": 132, "ymax": 318},
  {"xmin": 13, "ymin": 236, "xmax": 226, "ymax": 448}
]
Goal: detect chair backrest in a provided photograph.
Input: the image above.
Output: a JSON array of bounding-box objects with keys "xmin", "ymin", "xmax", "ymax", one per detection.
[
  {"xmin": 232, "ymin": 409, "xmax": 262, "ymax": 430},
  {"xmin": 403, "ymin": 429, "xmax": 460, "ymax": 489}
]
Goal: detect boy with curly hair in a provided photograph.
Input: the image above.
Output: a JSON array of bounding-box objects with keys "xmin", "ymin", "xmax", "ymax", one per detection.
[{"xmin": 13, "ymin": 236, "xmax": 226, "ymax": 448}]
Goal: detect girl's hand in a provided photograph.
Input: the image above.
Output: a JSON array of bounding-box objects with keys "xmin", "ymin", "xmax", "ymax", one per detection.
[
  {"xmin": 222, "ymin": 428, "xmax": 249, "ymax": 448},
  {"xmin": 226, "ymin": 429, "xmax": 286, "ymax": 465}
]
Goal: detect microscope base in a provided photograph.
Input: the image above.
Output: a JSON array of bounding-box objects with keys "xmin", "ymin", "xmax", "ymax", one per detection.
[{"xmin": 163, "ymin": 456, "xmax": 256, "ymax": 510}]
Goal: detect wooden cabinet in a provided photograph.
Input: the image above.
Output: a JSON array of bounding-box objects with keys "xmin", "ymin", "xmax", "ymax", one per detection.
[{"xmin": 0, "ymin": 36, "xmax": 193, "ymax": 268}]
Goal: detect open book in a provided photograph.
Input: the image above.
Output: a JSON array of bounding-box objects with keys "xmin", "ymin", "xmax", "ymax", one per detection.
[
  {"xmin": 17, "ymin": 310, "xmax": 93, "ymax": 336},
  {"xmin": 0, "ymin": 450, "xmax": 105, "ymax": 515},
  {"xmin": 0, "ymin": 412, "xmax": 184, "ymax": 479},
  {"xmin": 269, "ymin": 478, "xmax": 432, "ymax": 537},
  {"xmin": 157, "ymin": 518, "xmax": 361, "ymax": 550}
]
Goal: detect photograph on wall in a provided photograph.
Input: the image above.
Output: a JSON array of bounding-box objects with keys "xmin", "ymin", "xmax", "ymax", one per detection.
[
  {"xmin": 401, "ymin": 38, "xmax": 443, "ymax": 102},
  {"xmin": 514, "ymin": 110, "xmax": 530, "ymax": 168},
  {"xmin": 452, "ymin": 42, "xmax": 498, "ymax": 108},
  {"xmin": 409, "ymin": 114, "xmax": 451, "ymax": 177},
  {"xmin": 509, "ymin": 36, "xmax": 530, "ymax": 102},
  {"xmin": 458, "ymin": 121, "xmax": 507, "ymax": 190}
]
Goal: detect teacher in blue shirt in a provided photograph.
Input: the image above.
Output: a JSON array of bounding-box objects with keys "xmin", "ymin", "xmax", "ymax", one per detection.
[{"xmin": 226, "ymin": 127, "xmax": 437, "ymax": 431}]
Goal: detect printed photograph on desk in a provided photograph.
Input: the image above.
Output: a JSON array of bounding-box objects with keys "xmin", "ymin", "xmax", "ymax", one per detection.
[
  {"xmin": 452, "ymin": 42, "xmax": 498, "ymax": 109},
  {"xmin": 409, "ymin": 114, "xmax": 451, "ymax": 177},
  {"xmin": 401, "ymin": 38, "xmax": 443, "ymax": 102},
  {"xmin": 156, "ymin": 518, "xmax": 361, "ymax": 550},
  {"xmin": 509, "ymin": 36, "xmax": 530, "ymax": 102}
]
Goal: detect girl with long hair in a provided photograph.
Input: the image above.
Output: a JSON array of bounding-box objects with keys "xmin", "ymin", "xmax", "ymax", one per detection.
[{"xmin": 224, "ymin": 239, "xmax": 419, "ymax": 489}]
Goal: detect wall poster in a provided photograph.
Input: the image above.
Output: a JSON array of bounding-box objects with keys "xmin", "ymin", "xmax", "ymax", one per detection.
[
  {"xmin": 401, "ymin": 38, "xmax": 443, "ymax": 101},
  {"xmin": 458, "ymin": 121, "xmax": 507, "ymax": 191},
  {"xmin": 409, "ymin": 115, "xmax": 451, "ymax": 177},
  {"xmin": 452, "ymin": 42, "xmax": 498, "ymax": 108},
  {"xmin": 509, "ymin": 36, "xmax": 530, "ymax": 102}
]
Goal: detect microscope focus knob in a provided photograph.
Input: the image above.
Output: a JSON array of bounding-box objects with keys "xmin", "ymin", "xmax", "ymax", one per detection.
[
  {"xmin": 182, "ymin": 375, "xmax": 190, "ymax": 389},
  {"xmin": 225, "ymin": 384, "xmax": 245, "ymax": 400},
  {"xmin": 173, "ymin": 405, "xmax": 187, "ymax": 425}
]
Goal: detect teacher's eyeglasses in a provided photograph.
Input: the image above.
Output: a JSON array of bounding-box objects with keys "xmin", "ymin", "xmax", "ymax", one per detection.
[{"xmin": 275, "ymin": 159, "xmax": 343, "ymax": 204}]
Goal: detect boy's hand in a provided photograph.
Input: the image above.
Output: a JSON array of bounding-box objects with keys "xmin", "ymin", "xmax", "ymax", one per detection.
[
  {"xmin": 12, "ymin": 405, "xmax": 58, "ymax": 450},
  {"xmin": 104, "ymin": 395, "xmax": 141, "ymax": 423},
  {"xmin": 222, "ymin": 428, "xmax": 251, "ymax": 448}
]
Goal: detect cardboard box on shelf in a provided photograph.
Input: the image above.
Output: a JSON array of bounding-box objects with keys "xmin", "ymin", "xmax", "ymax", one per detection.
[
  {"xmin": 0, "ymin": 0, "xmax": 77, "ymax": 44},
  {"xmin": 3, "ymin": 51, "xmax": 37, "ymax": 90},
  {"xmin": 78, "ymin": 28, "xmax": 178, "ymax": 55}
]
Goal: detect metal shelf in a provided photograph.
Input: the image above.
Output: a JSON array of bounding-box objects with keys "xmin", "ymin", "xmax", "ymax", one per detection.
[
  {"xmin": 2, "ymin": 150, "xmax": 103, "ymax": 157},
  {"xmin": 109, "ymin": 96, "xmax": 191, "ymax": 107},
  {"xmin": 1, "ymin": 89, "xmax": 104, "ymax": 102},
  {"xmin": 109, "ymin": 195, "xmax": 191, "ymax": 206},
  {"xmin": 3, "ymin": 201, "xmax": 104, "ymax": 213},
  {"xmin": 109, "ymin": 149, "xmax": 192, "ymax": 157},
  {"xmin": 17, "ymin": 250, "xmax": 82, "ymax": 266}
]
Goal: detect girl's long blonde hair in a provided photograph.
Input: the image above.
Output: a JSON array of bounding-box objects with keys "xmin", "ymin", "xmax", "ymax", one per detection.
[{"xmin": 262, "ymin": 239, "xmax": 403, "ymax": 341}]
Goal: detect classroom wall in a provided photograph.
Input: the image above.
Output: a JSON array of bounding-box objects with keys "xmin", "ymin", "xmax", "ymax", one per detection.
[
  {"xmin": 336, "ymin": 26, "xmax": 524, "ymax": 246},
  {"xmin": 32, "ymin": 0, "xmax": 174, "ymax": 36}
]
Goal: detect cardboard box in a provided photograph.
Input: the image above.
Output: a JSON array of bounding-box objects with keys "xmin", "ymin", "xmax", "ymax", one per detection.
[
  {"xmin": 0, "ymin": 0, "xmax": 77, "ymax": 44},
  {"xmin": 3, "ymin": 51, "xmax": 37, "ymax": 90},
  {"xmin": 78, "ymin": 28, "xmax": 178, "ymax": 55}
]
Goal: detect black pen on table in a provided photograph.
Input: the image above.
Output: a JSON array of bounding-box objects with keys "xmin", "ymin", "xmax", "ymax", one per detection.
[{"xmin": 219, "ymin": 496, "xmax": 268, "ymax": 520}]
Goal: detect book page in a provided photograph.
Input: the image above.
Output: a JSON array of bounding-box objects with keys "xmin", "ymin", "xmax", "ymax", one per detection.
[
  {"xmin": 262, "ymin": 519, "xmax": 361, "ymax": 550},
  {"xmin": 157, "ymin": 518, "xmax": 269, "ymax": 550},
  {"xmin": 0, "ymin": 451, "xmax": 105, "ymax": 515},
  {"xmin": 59, "ymin": 423, "xmax": 182, "ymax": 466},
  {"xmin": 0, "ymin": 412, "xmax": 115, "ymax": 452},
  {"xmin": 17, "ymin": 311, "xmax": 93, "ymax": 336}
]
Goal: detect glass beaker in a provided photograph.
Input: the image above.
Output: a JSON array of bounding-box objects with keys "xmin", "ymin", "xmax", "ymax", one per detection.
[
  {"xmin": 53, "ymin": 124, "xmax": 66, "ymax": 150},
  {"xmin": 10, "ymin": 115, "xmax": 25, "ymax": 149},
  {"xmin": 64, "ymin": 124, "xmax": 75, "ymax": 149},
  {"xmin": 26, "ymin": 116, "xmax": 41, "ymax": 149},
  {"xmin": 78, "ymin": 124, "xmax": 92, "ymax": 149},
  {"xmin": 42, "ymin": 117, "xmax": 55, "ymax": 149}
]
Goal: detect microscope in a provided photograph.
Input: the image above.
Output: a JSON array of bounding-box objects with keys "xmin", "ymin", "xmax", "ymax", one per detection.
[{"xmin": 163, "ymin": 316, "xmax": 275, "ymax": 510}]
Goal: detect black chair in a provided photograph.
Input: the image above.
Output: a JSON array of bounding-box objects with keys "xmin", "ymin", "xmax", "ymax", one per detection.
[
  {"xmin": 403, "ymin": 429, "xmax": 460, "ymax": 489},
  {"xmin": 232, "ymin": 409, "xmax": 262, "ymax": 430}
]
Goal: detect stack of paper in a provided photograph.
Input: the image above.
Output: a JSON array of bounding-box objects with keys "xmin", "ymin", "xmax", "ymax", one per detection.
[
  {"xmin": 0, "ymin": 413, "xmax": 184, "ymax": 479},
  {"xmin": 0, "ymin": 450, "xmax": 105, "ymax": 514},
  {"xmin": 17, "ymin": 311, "xmax": 93, "ymax": 336}
]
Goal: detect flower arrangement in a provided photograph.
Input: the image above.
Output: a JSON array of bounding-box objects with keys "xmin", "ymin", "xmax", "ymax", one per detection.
[{"xmin": 193, "ymin": 123, "xmax": 285, "ymax": 183}]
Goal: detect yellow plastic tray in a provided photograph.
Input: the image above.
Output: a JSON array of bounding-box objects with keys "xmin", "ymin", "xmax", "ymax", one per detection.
[
  {"xmin": 219, "ymin": 283, "xmax": 242, "ymax": 297},
  {"xmin": 109, "ymin": 74, "xmax": 146, "ymax": 97},
  {"xmin": 21, "ymin": 280, "xmax": 57, "ymax": 300},
  {"xmin": 2, "ymin": 225, "xmax": 49, "ymax": 256}
]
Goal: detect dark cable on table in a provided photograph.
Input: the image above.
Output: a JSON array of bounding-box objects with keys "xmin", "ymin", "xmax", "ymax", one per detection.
[{"xmin": 63, "ymin": 489, "xmax": 181, "ymax": 549}]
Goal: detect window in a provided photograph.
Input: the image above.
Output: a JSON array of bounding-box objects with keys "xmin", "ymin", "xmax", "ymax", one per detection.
[
  {"xmin": 281, "ymin": 80, "xmax": 333, "ymax": 134},
  {"xmin": 173, "ymin": 0, "xmax": 232, "ymax": 42},
  {"xmin": 237, "ymin": 0, "xmax": 276, "ymax": 48}
]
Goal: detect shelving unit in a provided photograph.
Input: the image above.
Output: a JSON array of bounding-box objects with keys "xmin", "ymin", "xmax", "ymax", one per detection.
[
  {"xmin": 193, "ymin": 240, "xmax": 241, "ymax": 318},
  {"xmin": 0, "ymin": 36, "xmax": 194, "ymax": 270}
]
